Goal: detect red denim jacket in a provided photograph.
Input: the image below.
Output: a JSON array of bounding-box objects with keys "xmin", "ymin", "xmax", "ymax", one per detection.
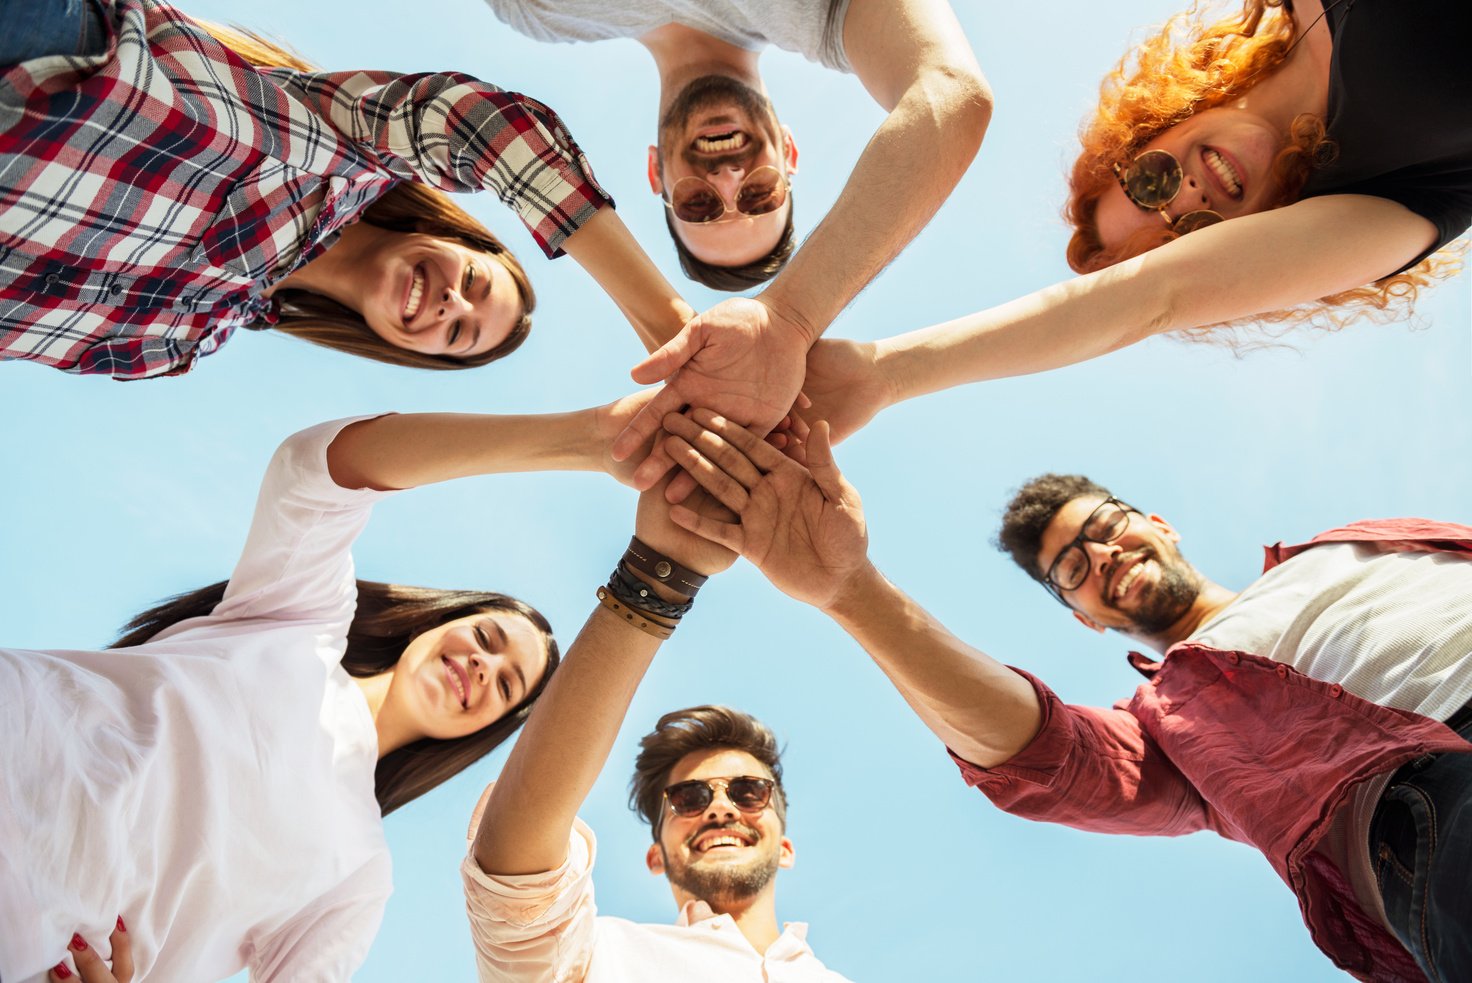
[{"xmin": 953, "ymin": 519, "xmax": 1472, "ymax": 983}]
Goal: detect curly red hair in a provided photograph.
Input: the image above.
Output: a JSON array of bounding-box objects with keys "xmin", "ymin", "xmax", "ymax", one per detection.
[{"xmin": 1065, "ymin": 0, "xmax": 1462, "ymax": 345}]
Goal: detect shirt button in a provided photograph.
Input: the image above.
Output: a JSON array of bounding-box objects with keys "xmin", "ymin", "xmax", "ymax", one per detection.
[
  {"xmin": 1225, "ymin": 653, "xmax": 1240, "ymax": 665},
  {"xmin": 44, "ymin": 272, "xmax": 60, "ymax": 285},
  {"xmin": 1276, "ymin": 665, "xmax": 1289, "ymax": 679},
  {"xmin": 1328, "ymin": 684, "xmax": 1343, "ymax": 699}
]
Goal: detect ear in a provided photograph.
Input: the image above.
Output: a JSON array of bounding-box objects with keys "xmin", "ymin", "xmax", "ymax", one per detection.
[
  {"xmin": 646, "ymin": 842, "xmax": 665, "ymax": 875},
  {"xmin": 1146, "ymin": 512, "xmax": 1180, "ymax": 544},
  {"xmin": 1072, "ymin": 610, "xmax": 1107, "ymax": 634},
  {"xmin": 646, "ymin": 145, "xmax": 664, "ymax": 195},
  {"xmin": 780, "ymin": 125, "xmax": 799, "ymax": 175},
  {"xmin": 777, "ymin": 835, "xmax": 795, "ymax": 870}
]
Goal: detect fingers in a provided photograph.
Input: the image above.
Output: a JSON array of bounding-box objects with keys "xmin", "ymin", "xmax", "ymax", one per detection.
[
  {"xmin": 108, "ymin": 919, "xmax": 133, "ymax": 983},
  {"xmin": 629, "ymin": 322, "xmax": 700, "ymax": 386},
  {"xmin": 613, "ymin": 383, "xmax": 686, "ymax": 465},
  {"xmin": 664, "ymin": 469, "xmax": 699, "ymax": 504},
  {"xmin": 804, "ymin": 421, "xmax": 847, "ymax": 502},
  {"xmin": 669, "ymin": 503, "xmax": 745, "ymax": 554},
  {"xmin": 51, "ymin": 919, "xmax": 130, "ymax": 983},
  {"xmin": 629, "ymin": 437, "xmax": 679, "ymax": 491},
  {"xmin": 666, "ymin": 408, "xmax": 788, "ymax": 476},
  {"xmin": 661, "ymin": 414, "xmax": 768, "ymax": 491},
  {"xmin": 663, "ymin": 434, "xmax": 751, "ymax": 515}
]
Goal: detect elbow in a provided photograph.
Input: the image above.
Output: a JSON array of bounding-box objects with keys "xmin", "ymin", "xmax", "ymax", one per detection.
[{"xmin": 939, "ymin": 67, "xmax": 994, "ymax": 151}]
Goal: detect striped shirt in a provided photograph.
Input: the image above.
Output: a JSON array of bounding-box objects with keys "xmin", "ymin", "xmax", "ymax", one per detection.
[{"xmin": 0, "ymin": 0, "xmax": 611, "ymax": 379}]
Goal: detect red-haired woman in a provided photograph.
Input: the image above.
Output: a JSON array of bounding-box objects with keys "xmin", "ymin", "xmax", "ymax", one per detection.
[
  {"xmin": 0, "ymin": 394, "xmax": 687, "ymax": 982},
  {"xmin": 0, "ymin": 0, "xmax": 689, "ymax": 379},
  {"xmin": 788, "ymin": 0, "xmax": 1468, "ymax": 443}
]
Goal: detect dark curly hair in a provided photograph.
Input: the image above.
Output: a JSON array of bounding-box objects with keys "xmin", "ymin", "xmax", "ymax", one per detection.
[{"xmin": 995, "ymin": 474, "xmax": 1114, "ymax": 582}]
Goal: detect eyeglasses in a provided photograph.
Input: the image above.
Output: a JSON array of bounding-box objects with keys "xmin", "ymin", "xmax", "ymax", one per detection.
[
  {"xmin": 1112, "ymin": 150, "xmax": 1224, "ymax": 236},
  {"xmin": 1042, "ymin": 498, "xmax": 1141, "ymax": 601},
  {"xmin": 663, "ymin": 166, "xmax": 790, "ymax": 224},
  {"xmin": 663, "ymin": 776, "xmax": 776, "ymax": 818}
]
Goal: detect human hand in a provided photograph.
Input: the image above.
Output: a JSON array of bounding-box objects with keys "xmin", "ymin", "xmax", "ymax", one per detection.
[
  {"xmin": 663, "ymin": 410, "xmax": 868, "ymax": 610},
  {"xmin": 612, "ymin": 297, "xmax": 813, "ymax": 489},
  {"xmin": 51, "ymin": 920, "xmax": 132, "ymax": 983},
  {"xmin": 800, "ymin": 338, "xmax": 893, "ymax": 444},
  {"xmin": 634, "ymin": 476, "xmax": 738, "ymax": 583},
  {"xmin": 590, "ymin": 388, "xmax": 660, "ymax": 488}
]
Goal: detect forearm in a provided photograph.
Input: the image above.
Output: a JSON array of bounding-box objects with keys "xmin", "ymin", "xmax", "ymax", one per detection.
[
  {"xmin": 823, "ymin": 562, "xmax": 1041, "ymax": 768},
  {"xmin": 326, "ymin": 410, "xmax": 603, "ymax": 491},
  {"xmin": 760, "ymin": 70, "xmax": 990, "ymax": 339},
  {"xmin": 472, "ymin": 604, "xmax": 664, "ymax": 875},
  {"xmin": 563, "ymin": 208, "xmax": 696, "ymax": 352}
]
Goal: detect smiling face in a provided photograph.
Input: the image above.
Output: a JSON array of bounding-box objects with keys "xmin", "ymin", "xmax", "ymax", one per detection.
[
  {"xmin": 646, "ymin": 747, "xmax": 793, "ymax": 908},
  {"xmin": 347, "ymin": 231, "xmax": 525, "ymax": 359},
  {"xmin": 1037, "ymin": 496, "xmax": 1205, "ymax": 637},
  {"xmin": 386, "ymin": 611, "xmax": 551, "ymax": 742},
  {"xmin": 1093, "ymin": 107, "xmax": 1286, "ymax": 253},
  {"xmin": 647, "ymin": 75, "xmax": 798, "ymax": 268}
]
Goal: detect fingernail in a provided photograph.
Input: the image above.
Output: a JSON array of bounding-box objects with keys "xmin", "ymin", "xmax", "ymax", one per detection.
[
  {"xmin": 117, "ymin": 915, "xmax": 127, "ymax": 932},
  {"xmin": 53, "ymin": 962, "xmax": 74, "ymax": 980},
  {"xmin": 70, "ymin": 933, "xmax": 87, "ymax": 951}
]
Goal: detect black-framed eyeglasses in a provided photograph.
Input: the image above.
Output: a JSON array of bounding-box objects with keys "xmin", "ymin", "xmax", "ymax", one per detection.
[
  {"xmin": 1113, "ymin": 149, "xmax": 1224, "ymax": 236},
  {"xmin": 662, "ymin": 166, "xmax": 790, "ymax": 224},
  {"xmin": 663, "ymin": 776, "xmax": 775, "ymax": 818},
  {"xmin": 1041, "ymin": 498, "xmax": 1141, "ymax": 602}
]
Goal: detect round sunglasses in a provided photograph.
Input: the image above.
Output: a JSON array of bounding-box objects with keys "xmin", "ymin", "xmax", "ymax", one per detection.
[
  {"xmin": 662, "ymin": 775, "xmax": 776, "ymax": 817},
  {"xmin": 1112, "ymin": 149, "xmax": 1224, "ymax": 236},
  {"xmin": 663, "ymin": 166, "xmax": 790, "ymax": 225}
]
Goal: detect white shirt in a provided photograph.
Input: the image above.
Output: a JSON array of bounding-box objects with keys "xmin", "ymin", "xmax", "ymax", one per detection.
[
  {"xmin": 0, "ymin": 418, "xmax": 394, "ymax": 982},
  {"xmin": 462, "ymin": 818, "xmax": 852, "ymax": 982}
]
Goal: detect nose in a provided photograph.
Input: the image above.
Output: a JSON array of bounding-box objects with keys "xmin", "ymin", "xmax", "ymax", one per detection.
[
  {"xmin": 434, "ymin": 287, "xmax": 473, "ymax": 321},
  {"xmin": 702, "ymin": 164, "xmax": 747, "ymax": 207},
  {"xmin": 468, "ymin": 654, "xmax": 486, "ymax": 686},
  {"xmin": 703, "ymin": 786, "xmax": 739, "ymax": 821},
  {"xmin": 1085, "ymin": 539, "xmax": 1122, "ymax": 580}
]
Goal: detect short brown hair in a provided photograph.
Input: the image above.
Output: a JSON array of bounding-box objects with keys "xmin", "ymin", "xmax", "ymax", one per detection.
[
  {"xmin": 629, "ymin": 705, "xmax": 787, "ymax": 839},
  {"xmin": 664, "ymin": 198, "xmax": 796, "ymax": 292},
  {"xmin": 996, "ymin": 474, "xmax": 1114, "ymax": 582}
]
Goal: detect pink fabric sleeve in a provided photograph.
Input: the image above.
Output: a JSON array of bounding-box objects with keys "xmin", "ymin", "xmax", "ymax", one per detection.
[
  {"xmin": 949, "ymin": 668, "xmax": 1228, "ymax": 839},
  {"xmin": 461, "ymin": 818, "xmax": 599, "ymax": 982}
]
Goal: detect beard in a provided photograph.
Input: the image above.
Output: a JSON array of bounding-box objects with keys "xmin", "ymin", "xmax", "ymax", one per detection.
[
  {"xmin": 1109, "ymin": 543, "xmax": 1203, "ymax": 636},
  {"xmin": 657, "ymin": 75, "xmax": 778, "ymax": 166},
  {"xmin": 661, "ymin": 823, "xmax": 779, "ymax": 907}
]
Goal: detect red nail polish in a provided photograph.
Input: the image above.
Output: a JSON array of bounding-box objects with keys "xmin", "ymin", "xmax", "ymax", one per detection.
[
  {"xmin": 117, "ymin": 915, "xmax": 127, "ymax": 933},
  {"xmin": 53, "ymin": 962, "xmax": 74, "ymax": 979},
  {"xmin": 70, "ymin": 933, "xmax": 87, "ymax": 951}
]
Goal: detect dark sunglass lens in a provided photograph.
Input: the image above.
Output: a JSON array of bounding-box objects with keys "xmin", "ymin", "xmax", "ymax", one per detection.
[
  {"xmin": 736, "ymin": 170, "xmax": 785, "ymax": 216},
  {"xmin": 727, "ymin": 777, "xmax": 773, "ymax": 810},
  {"xmin": 672, "ymin": 181, "xmax": 724, "ymax": 224},
  {"xmin": 1172, "ymin": 209, "xmax": 1225, "ymax": 235},
  {"xmin": 1125, "ymin": 150, "xmax": 1182, "ymax": 207},
  {"xmin": 666, "ymin": 781, "xmax": 713, "ymax": 816}
]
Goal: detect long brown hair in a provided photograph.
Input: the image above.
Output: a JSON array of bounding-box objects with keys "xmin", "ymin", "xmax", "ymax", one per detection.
[
  {"xmin": 113, "ymin": 580, "xmax": 560, "ymax": 816},
  {"xmin": 1063, "ymin": 0, "xmax": 1462, "ymax": 346},
  {"xmin": 197, "ymin": 23, "xmax": 537, "ymax": 370}
]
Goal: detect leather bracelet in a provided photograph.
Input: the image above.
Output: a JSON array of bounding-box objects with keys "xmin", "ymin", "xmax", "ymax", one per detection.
[
  {"xmin": 624, "ymin": 536, "xmax": 708, "ymax": 598},
  {"xmin": 608, "ymin": 562, "xmax": 695, "ymax": 620},
  {"xmin": 596, "ymin": 586, "xmax": 676, "ymax": 640}
]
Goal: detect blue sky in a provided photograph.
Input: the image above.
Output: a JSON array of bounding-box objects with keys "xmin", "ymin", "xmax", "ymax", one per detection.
[{"xmin": 4, "ymin": 1, "xmax": 1469, "ymax": 980}]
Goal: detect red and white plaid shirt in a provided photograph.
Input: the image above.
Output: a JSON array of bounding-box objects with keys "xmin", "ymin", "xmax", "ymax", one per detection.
[{"xmin": 0, "ymin": 0, "xmax": 612, "ymax": 379}]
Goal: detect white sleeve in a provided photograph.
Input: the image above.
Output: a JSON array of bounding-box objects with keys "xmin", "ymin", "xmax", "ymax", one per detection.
[
  {"xmin": 247, "ymin": 852, "xmax": 393, "ymax": 982},
  {"xmin": 197, "ymin": 416, "xmax": 394, "ymax": 629},
  {"xmin": 461, "ymin": 818, "xmax": 599, "ymax": 983}
]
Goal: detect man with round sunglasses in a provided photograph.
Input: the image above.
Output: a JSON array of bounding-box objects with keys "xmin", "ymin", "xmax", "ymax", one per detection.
[{"xmin": 654, "ymin": 411, "xmax": 1472, "ymax": 983}]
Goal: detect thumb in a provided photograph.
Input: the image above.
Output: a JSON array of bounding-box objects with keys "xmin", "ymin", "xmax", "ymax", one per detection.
[
  {"xmin": 631, "ymin": 321, "xmax": 701, "ymax": 385},
  {"xmin": 806, "ymin": 421, "xmax": 845, "ymax": 502}
]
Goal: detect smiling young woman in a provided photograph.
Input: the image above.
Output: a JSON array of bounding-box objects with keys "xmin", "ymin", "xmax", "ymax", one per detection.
[{"xmin": 0, "ymin": 1, "xmax": 691, "ymax": 380}]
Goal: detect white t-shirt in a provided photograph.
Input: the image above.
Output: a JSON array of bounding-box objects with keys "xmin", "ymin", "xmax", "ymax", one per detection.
[
  {"xmin": 483, "ymin": 0, "xmax": 854, "ymax": 73},
  {"xmin": 0, "ymin": 418, "xmax": 394, "ymax": 983}
]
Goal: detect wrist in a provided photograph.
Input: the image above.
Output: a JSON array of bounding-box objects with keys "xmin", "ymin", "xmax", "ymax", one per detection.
[
  {"xmin": 621, "ymin": 564, "xmax": 693, "ymax": 604},
  {"xmin": 819, "ymin": 560, "xmax": 885, "ymax": 620},
  {"xmin": 870, "ymin": 336, "xmax": 907, "ymax": 409},
  {"xmin": 755, "ymin": 286, "xmax": 821, "ymax": 347}
]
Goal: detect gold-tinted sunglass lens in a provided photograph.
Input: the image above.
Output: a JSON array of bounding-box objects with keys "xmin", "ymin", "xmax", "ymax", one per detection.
[
  {"xmin": 1122, "ymin": 150, "xmax": 1183, "ymax": 207},
  {"xmin": 1171, "ymin": 209, "xmax": 1225, "ymax": 235}
]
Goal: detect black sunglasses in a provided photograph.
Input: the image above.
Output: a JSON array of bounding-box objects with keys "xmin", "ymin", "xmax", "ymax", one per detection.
[
  {"xmin": 663, "ymin": 776, "xmax": 776, "ymax": 818},
  {"xmin": 1113, "ymin": 149, "xmax": 1224, "ymax": 236}
]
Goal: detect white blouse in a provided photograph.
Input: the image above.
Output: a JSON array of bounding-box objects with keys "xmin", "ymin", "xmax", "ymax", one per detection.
[{"xmin": 0, "ymin": 418, "xmax": 394, "ymax": 982}]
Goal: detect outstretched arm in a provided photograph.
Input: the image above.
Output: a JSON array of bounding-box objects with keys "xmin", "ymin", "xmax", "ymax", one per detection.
[{"xmin": 662, "ymin": 410, "xmax": 1040, "ymax": 766}]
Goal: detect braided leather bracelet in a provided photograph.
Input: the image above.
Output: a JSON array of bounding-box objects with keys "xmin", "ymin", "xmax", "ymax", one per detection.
[
  {"xmin": 607, "ymin": 562, "xmax": 695, "ymax": 620},
  {"xmin": 623, "ymin": 536, "xmax": 708, "ymax": 598}
]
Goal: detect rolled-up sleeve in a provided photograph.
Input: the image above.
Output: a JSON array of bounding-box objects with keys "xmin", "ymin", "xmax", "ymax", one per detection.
[
  {"xmin": 268, "ymin": 68, "xmax": 613, "ymax": 258},
  {"xmin": 462, "ymin": 818, "xmax": 599, "ymax": 982},
  {"xmin": 949, "ymin": 668, "xmax": 1220, "ymax": 838}
]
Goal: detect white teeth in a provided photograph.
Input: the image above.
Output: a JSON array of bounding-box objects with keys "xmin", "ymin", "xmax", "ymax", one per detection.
[
  {"xmin": 444, "ymin": 657, "xmax": 467, "ymax": 707},
  {"xmin": 1114, "ymin": 562, "xmax": 1147, "ymax": 601},
  {"xmin": 1203, "ymin": 149, "xmax": 1242, "ymax": 198},
  {"xmin": 405, "ymin": 268, "xmax": 424, "ymax": 321},
  {"xmin": 693, "ymin": 131, "xmax": 749, "ymax": 153},
  {"xmin": 697, "ymin": 834, "xmax": 747, "ymax": 852}
]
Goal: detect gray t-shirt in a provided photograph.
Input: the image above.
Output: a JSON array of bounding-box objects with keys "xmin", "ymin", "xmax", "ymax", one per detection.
[{"xmin": 484, "ymin": 0, "xmax": 853, "ymax": 73}]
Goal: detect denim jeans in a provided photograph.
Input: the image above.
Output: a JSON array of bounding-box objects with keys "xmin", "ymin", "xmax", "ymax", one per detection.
[
  {"xmin": 1370, "ymin": 706, "xmax": 1472, "ymax": 982},
  {"xmin": 0, "ymin": 0, "xmax": 108, "ymax": 67}
]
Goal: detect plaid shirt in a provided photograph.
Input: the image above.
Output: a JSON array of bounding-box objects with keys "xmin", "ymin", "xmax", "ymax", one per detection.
[{"xmin": 0, "ymin": 0, "xmax": 612, "ymax": 380}]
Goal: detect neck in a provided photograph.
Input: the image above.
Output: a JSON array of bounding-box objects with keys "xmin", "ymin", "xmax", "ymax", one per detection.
[
  {"xmin": 638, "ymin": 24, "xmax": 765, "ymax": 118},
  {"xmin": 1233, "ymin": 2, "xmax": 1333, "ymax": 131},
  {"xmin": 264, "ymin": 219, "xmax": 384, "ymax": 306},
  {"xmin": 1138, "ymin": 579, "xmax": 1240, "ymax": 653},
  {"xmin": 673, "ymin": 883, "xmax": 782, "ymax": 953},
  {"xmin": 353, "ymin": 671, "xmax": 414, "ymax": 759}
]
